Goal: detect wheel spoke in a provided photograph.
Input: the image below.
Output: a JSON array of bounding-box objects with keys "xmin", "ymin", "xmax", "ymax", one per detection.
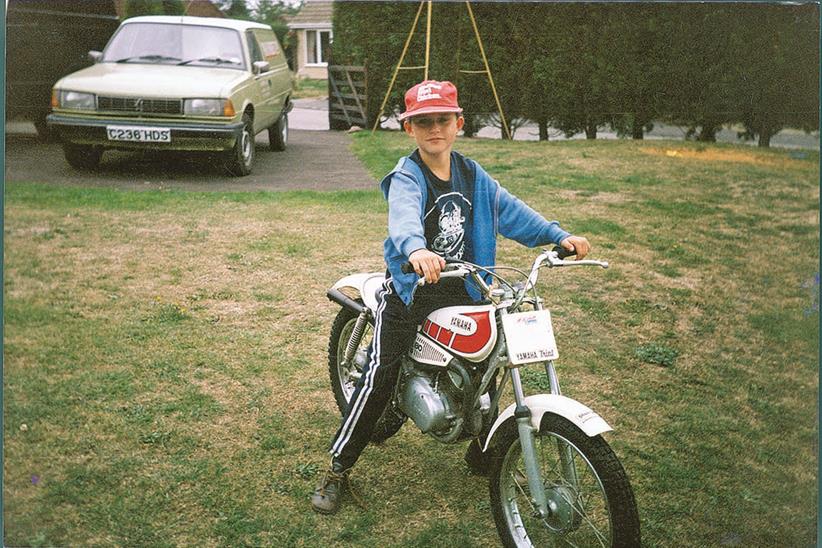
[
  {"xmin": 553, "ymin": 488, "xmax": 609, "ymax": 547},
  {"xmin": 509, "ymin": 468, "xmax": 538, "ymax": 513},
  {"xmin": 498, "ymin": 424, "xmax": 620, "ymax": 547}
]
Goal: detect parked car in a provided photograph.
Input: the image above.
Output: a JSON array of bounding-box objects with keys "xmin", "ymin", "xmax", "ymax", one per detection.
[{"xmin": 47, "ymin": 16, "xmax": 293, "ymax": 176}]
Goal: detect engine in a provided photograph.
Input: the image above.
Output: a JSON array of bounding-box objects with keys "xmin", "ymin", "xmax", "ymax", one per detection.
[{"xmin": 396, "ymin": 355, "xmax": 487, "ymax": 441}]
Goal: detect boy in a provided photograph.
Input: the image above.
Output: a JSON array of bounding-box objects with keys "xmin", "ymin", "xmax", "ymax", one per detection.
[{"xmin": 312, "ymin": 80, "xmax": 590, "ymax": 514}]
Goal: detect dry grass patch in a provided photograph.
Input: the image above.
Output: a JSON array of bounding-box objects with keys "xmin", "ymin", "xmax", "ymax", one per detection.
[{"xmin": 639, "ymin": 145, "xmax": 802, "ymax": 167}]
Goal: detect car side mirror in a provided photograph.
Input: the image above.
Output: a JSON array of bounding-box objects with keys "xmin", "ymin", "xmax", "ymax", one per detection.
[
  {"xmin": 88, "ymin": 51, "xmax": 103, "ymax": 64},
  {"xmin": 253, "ymin": 61, "xmax": 270, "ymax": 75}
]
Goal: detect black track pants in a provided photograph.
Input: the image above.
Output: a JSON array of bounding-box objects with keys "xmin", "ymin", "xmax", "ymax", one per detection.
[{"xmin": 329, "ymin": 276, "xmax": 471, "ymax": 469}]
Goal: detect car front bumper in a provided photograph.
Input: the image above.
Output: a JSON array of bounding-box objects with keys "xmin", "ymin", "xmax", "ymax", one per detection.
[{"xmin": 47, "ymin": 113, "xmax": 245, "ymax": 152}]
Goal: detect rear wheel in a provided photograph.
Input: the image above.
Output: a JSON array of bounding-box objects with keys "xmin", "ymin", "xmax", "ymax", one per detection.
[
  {"xmin": 490, "ymin": 413, "xmax": 640, "ymax": 547},
  {"xmin": 225, "ymin": 113, "xmax": 255, "ymax": 176},
  {"xmin": 328, "ymin": 305, "xmax": 406, "ymax": 443},
  {"xmin": 269, "ymin": 113, "xmax": 288, "ymax": 151},
  {"xmin": 63, "ymin": 143, "xmax": 102, "ymax": 170}
]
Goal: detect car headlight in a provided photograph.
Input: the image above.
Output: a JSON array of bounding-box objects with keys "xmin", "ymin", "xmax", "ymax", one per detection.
[
  {"xmin": 184, "ymin": 99, "xmax": 228, "ymax": 116},
  {"xmin": 56, "ymin": 90, "xmax": 96, "ymax": 110}
]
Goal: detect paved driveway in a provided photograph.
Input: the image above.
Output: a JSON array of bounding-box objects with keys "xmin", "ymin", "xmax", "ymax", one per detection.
[{"xmin": 4, "ymin": 98, "xmax": 377, "ymax": 192}]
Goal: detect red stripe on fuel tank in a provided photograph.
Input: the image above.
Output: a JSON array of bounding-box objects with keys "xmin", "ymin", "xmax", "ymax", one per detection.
[
  {"xmin": 436, "ymin": 326, "xmax": 453, "ymax": 345},
  {"xmin": 451, "ymin": 311, "xmax": 493, "ymax": 354}
]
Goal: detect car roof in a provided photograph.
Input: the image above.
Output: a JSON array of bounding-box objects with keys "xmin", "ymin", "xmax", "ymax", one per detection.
[{"xmin": 121, "ymin": 16, "xmax": 271, "ymax": 32}]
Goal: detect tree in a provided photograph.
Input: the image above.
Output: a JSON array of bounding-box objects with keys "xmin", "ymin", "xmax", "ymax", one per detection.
[
  {"xmin": 222, "ymin": 0, "xmax": 251, "ymax": 21},
  {"xmin": 162, "ymin": 0, "xmax": 184, "ymax": 15},
  {"xmin": 659, "ymin": 5, "xmax": 737, "ymax": 142},
  {"xmin": 730, "ymin": 4, "xmax": 820, "ymax": 147},
  {"xmin": 124, "ymin": 0, "xmax": 162, "ymax": 18},
  {"xmin": 600, "ymin": 4, "xmax": 668, "ymax": 140},
  {"xmin": 542, "ymin": 4, "xmax": 613, "ymax": 139}
]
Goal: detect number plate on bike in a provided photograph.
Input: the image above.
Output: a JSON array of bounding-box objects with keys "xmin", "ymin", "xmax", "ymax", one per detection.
[{"xmin": 502, "ymin": 310, "xmax": 559, "ymax": 365}]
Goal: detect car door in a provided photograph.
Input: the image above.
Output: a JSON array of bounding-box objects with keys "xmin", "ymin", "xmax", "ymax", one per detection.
[
  {"xmin": 245, "ymin": 31, "xmax": 276, "ymax": 132},
  {"xmin": 251, "ymin": 29, "xmax": 290, "ymax": 124}
]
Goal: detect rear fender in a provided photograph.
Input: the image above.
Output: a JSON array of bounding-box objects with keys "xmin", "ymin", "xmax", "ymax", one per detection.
[
  {"xmin": 331, "ymin": 272, "xmax": 386, "ymax": 313},
  {"xmin": 482, "ymin": 394, "xmax": 612, "ymax": 452}
]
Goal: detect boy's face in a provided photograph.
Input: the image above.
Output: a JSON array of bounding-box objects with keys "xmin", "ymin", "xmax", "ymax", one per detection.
[{"xmin": 403, "ymin": 113, "xmax": 464, "ymax": 157}]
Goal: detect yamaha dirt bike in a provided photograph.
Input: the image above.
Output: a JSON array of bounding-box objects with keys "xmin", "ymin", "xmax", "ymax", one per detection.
[{"xmin": 326, "ymin": 247, "xmax": 640, "ymax": 547}]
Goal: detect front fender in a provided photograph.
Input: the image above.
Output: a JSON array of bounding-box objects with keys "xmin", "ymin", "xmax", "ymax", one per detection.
[
  {"xmin": 331, "ymin": 272, "xmax": 386, "ymax": 313},
  {"xmin": 482, "ymin": 394, "xmax": 612, "ymax": 452}
]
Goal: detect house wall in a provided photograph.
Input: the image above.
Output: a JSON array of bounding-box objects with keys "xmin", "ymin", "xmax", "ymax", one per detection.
[{"xmin": 295, "ymin": 29, "xmax": 329, "ymax": 79}]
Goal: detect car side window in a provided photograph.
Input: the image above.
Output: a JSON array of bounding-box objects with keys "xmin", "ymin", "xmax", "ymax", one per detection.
[
  {"xmin": 252, "ymin": 30, "xmax": 283, "ymax": 67},
  {"xmin": 246, "ymin": 32, "xmax": 264, "ymax": 66}
]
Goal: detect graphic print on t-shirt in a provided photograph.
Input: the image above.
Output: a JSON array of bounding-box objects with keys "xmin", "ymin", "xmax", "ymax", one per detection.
[{"xmin": 425, "ymin": 192, "xmax": 471, "ymax": 259}]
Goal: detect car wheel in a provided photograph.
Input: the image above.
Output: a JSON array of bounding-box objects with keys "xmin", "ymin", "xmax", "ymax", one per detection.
[
  {"xmin": 225, "ymin": 113, "xmax": 255, "ymax": 176},
  {"xmin": 63, "ymin": 143, "xmax": 103, "ymax": 170},
  {"xmin": 34, "ymin": 116, "xmax": 57, "ymax": 143},
  {"xmin": 269, "ymin": 112, "xmax": 288, "ymax": 152}
]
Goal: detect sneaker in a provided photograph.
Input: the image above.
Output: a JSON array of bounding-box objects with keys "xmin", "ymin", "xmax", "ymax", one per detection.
[{"xmin": 311, "ymin": 462, "xmax": 349, "ymax": 514}]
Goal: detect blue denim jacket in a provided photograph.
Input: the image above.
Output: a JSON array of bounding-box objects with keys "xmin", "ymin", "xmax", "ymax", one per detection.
[{"xmin": 380, "ymin": 151, "xmax": 571, "ymax": 305}]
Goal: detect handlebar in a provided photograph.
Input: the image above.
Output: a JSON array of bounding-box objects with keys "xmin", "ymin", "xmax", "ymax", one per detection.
[
  {"xmin": 552, "ymin": 245, "xmax": 576, "ymax": 260},
  {"xmin": 400, "ymin": 258, "xmax": 464, "ymax": 276},
  {"xmin": 401, "ymin": 248, "xmax": 607, "ymax": 278}
]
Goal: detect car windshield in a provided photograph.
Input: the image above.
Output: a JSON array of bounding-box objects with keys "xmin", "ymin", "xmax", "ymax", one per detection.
[{"xmin": 103, "ymin": 23, "xmax": 245, "ymax": 69}]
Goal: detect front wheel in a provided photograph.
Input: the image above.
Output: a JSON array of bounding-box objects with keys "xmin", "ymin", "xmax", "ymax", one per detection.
[
  {"xmin": 63, "ymin": 143, "xmax": 103, "ymax": 170},
  {"xmin": 224, "ymin": 113, "xmax": 255, "ymax": 176},
  {"xmin": 490, "ymin": 413, "xmax": 640, "ymax": 547},
  {"xmin": 269, "ymin": 113, "xmax": 288, "ymax": 151},
  {"xmin": 328, "ymin": 305, "xmax": 406, "ymax": 443}
]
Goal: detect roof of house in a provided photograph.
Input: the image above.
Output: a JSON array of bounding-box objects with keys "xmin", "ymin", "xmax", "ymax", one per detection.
[
  {"xmin": 287, "ymin": 0, "xmax": 333, "ymax": 29},
  {"xmin": 184, "ymin": 0, "xmax": 225, "ymax": 18}
]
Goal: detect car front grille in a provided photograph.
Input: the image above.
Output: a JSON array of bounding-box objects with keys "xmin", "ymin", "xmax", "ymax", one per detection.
[{"xmin": 97, "ymin": 96, "xmax": 183, "ymax": 115}]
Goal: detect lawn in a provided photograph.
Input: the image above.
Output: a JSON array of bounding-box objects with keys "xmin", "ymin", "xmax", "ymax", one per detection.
[
  {"xmin": 291, "ymin": 77, "xmax": 328, "ymax": 100},
  {"xmin": 4, "ymin": 132, "xmax": 819, "ymax": 546}
]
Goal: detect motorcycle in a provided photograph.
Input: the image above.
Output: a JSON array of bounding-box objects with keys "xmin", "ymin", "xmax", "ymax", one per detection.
[{"xmin": 326, "ymin": 247, "xmax": 640, "ymax": 547}]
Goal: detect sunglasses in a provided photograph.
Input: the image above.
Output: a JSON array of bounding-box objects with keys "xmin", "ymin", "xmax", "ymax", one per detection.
[{"xmin": 409, "ymin": 114, "xmax": 457, "ymax": 129}]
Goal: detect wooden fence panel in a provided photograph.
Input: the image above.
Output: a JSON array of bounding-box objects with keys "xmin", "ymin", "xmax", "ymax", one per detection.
[{"xmin": 328, "ymin": 65, "xmax": 367, "ymax": 130}]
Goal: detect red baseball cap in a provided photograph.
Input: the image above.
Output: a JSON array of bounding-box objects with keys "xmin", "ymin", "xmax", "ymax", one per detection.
[{"xmin": 398, "ymin": 80, "xmax": 463, "ymax": 121}]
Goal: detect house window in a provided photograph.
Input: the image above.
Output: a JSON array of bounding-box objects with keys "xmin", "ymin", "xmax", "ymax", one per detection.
[{"xmin": 306, "ymin": 30, "xmax": 331, "ymax": 65}]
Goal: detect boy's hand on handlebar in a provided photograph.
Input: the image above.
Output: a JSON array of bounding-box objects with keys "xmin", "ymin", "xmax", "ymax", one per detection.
[
  {"xmin": 409, "ymin": 249, "xmax": 446, "ymax": 284},
  {"xmin": 560, "ymin": 236, "xmax": 591, "ymax": 260}
]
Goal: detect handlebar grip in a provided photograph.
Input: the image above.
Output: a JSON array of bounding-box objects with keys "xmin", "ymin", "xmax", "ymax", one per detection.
[
  {"xmin": 401, "ymin": 258, "xmax": 460, "ymax": 275},
  {"xmin": 552, "ymin": 245, "xmax": 576, "ymax": 259}
]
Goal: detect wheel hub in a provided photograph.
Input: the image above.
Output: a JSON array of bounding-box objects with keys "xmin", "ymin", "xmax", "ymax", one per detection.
[
  {"xmin": 242, "ymin": 129, "xmax": 253, "ymax": 164},
  {"xmin": 541, "ymin": 484, "xmax": 581, "ymax": 533}
]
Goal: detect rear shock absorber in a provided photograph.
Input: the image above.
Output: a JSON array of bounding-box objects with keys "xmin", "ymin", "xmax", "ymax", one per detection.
[{"xmin": 343, "ymin": 310, "xmax": 370, "ymax": 365}]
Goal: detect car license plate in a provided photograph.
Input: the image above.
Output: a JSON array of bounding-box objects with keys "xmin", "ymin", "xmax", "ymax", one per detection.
[
  {"xmin": 106, "ymin": 125, "xmax": 171, "ymax": 143},
  {"xmin": 502, "ymin": 310, "xmax": 559, "ymax": 365}
]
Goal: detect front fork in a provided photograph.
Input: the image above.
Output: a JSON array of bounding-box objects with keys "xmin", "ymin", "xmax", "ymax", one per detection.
[{"xmin": 510, "ymin": 361, "xmax": 580, "ymax": 520}]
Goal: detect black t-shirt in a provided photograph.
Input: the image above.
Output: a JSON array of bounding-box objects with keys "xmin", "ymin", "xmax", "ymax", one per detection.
[{"xmin": 410, "ymin": 150, "xmax": 475, "ymax": 263}]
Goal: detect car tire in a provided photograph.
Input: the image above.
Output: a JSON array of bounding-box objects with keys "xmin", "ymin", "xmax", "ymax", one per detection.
[
  {"xmin": 63, "ymin": 143, "xmax": 103, "ymax": 170},
  {"xmin": 225, "ymin": 113, "xmax": 255, "ymax": 177},
  {"xmin": 34, "ymin": 115, "xmax": 58, "ymax": 143},
  {"xmin": 269, "ymin": 112, "xmax": 288, "ymax": 152}
]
